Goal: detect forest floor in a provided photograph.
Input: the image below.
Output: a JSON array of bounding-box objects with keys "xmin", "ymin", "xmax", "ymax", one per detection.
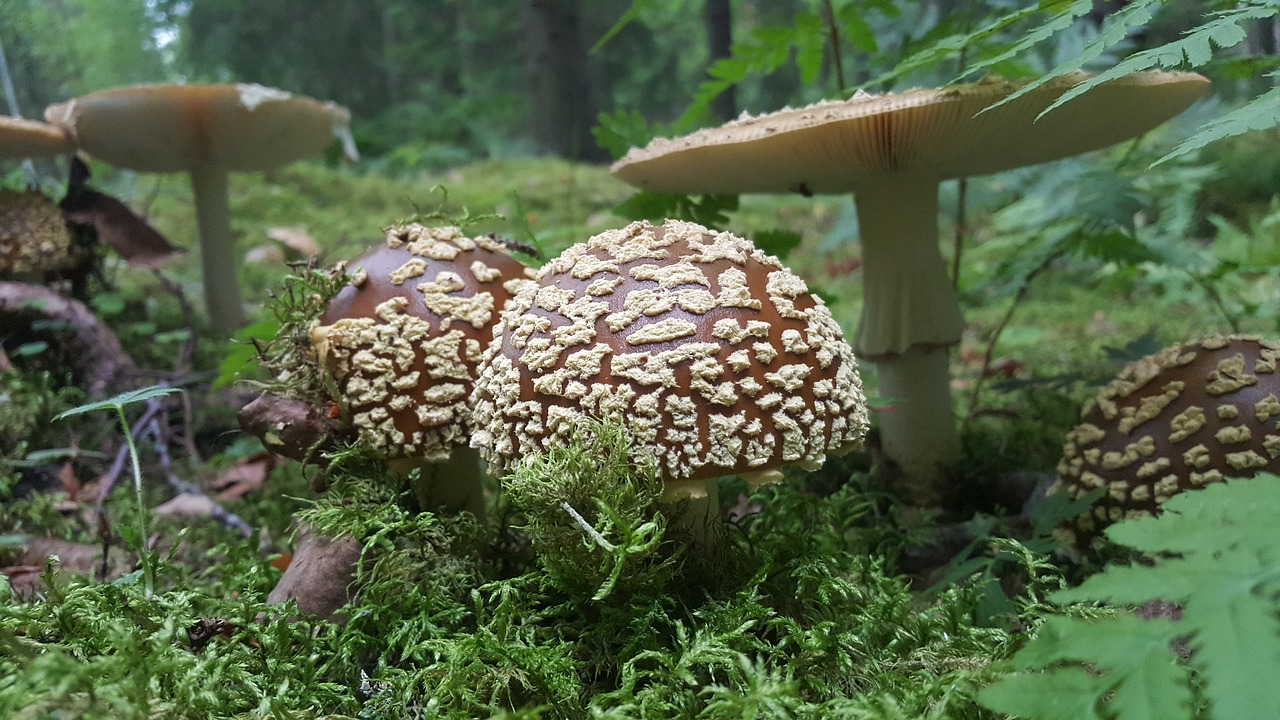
[{"xmin": 1, "ymin": 154, "xmax": 1275, "ymax": 717}]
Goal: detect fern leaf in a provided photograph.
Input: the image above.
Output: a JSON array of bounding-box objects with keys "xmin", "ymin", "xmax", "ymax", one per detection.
[
  {"xmin": 981, "ymin": 475, "xmax": 1280, "ymax": 720},
  {"xmin": 1157, "ymin": 82, "xmax": 1280, "ymax": 165},
  {"xmin": 978, "ymin": 667, "xmax": 1108, "ymax": 720},
  {"xmin": 1032, "ymin": 3, "xmax": 1278, "ymax": 120}
]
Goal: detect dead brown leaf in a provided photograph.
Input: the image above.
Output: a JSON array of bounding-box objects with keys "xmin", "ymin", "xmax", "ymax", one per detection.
[
  {"xmin": 62, "ymin": 188, "xmax": 183, "ymax": 268},
  {"xmin": 211, "ymin": 452, "xmax": 275, "ymax": 501},
  {"xmin": 266, "ymin": 226, "xmax": 320, "ymax": 258},
  {"xmin": 154, "ymin": 493, "xmax": 217, "ymax": 519},
  {"xmin": 3, "ymin": 536, "xmax": 132, "ymax": 595}
]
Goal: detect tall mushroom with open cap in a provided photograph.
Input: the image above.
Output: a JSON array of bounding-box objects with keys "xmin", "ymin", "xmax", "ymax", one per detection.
[
  {"xmin": 611, "ymin": 70, "xmax": 1210, "ymax": 501},
  {"xmin": 44, "ymin": 84, "xmax": 356, "ymax": 330},
  {"xmin": 471, "ymin": 219, "xmax": 868, "ymax": 537}
]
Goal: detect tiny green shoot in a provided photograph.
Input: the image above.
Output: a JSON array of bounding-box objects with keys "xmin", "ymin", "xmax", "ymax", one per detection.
[{"xmin": 53, "ymin": 385, "xmax": 180, "ymax": 600}]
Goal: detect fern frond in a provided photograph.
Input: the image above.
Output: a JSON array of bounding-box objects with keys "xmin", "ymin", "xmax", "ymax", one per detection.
[
  {"xmin": 979, "ymin": 474, "xmax": 1280, "ymax": 720},
  {"xmin": 1157, "ymin": 80, "xmax": 1280, "ymax": 164}
]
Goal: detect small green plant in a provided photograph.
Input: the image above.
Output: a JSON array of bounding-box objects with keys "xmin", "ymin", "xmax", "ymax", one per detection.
[
  {"xmin": 53, "ymin": 385, "xmax": 180, "ymax": 600},
  {"xmin": 979, "ymin": 473, "xmax": 1280, "ymax": 720}
]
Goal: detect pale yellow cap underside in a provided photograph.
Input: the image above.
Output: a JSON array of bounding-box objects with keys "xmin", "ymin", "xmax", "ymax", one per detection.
[
  {"xmin": 44, "ymin": 83, "xmax": 351, "ymax": 173},
  {"xmin": 613, "ymin": 71, "xmax": 1211, "ymax": 194}
]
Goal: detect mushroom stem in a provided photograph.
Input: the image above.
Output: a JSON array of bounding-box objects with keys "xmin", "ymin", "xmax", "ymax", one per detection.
[
  {"xmin": 661, "ymin": 477, "xmax": 721, "ymax": 547},
  {"xmin": 852, "ymin": 177, "xmax": 964, "ymax": 356},
  {"xmin": 399, "ymin": 446, "xmax": 488, "ymax": 521},
  {"xmin": 189, "ymin": 164, "xmax": 244, "ymax": 330},
  {"xmin": 873, "ymin": 346, "xmax": 958, "ymax": 504},
  {"xmin": 851, "ymin": 177, "xmax": 963, "ymax": 500}
]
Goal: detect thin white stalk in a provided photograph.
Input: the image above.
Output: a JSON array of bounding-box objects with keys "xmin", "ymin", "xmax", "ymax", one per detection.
[{"xmin": 189, "ymin": 164, "xmax": 244, "ymax": 331}]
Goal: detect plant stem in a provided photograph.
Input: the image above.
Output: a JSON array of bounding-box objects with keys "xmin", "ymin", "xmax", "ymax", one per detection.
[{"xmin": 116, "ymin": 405, "xmax": 155, "ymax": 600}]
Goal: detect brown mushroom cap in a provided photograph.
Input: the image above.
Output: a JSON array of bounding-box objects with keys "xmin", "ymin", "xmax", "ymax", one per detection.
[
  {"xmin": 0, "ymin": 189, "xmax": 74, "ymax": 274},
  {"xmin": 612, "ymin": 71, "xmax": 1211, "ymax": 194},
  {"xmin": 0, "ymin": 116, "xmax": 74, "ymax": 161},
  {"xmin": 1049, "ymin": 335, "xmax": 1280, "ymax": 548},
  {"xmin": 43, "ymin": 83, "xmax": 350, "ymax": 172},
  {"xmin": 471, "ymin": 219, "xmax": 869, "ymax": 485},
  {"xmin": 312, "ymin": 224, "xmax": 534, "ymax": 460}
]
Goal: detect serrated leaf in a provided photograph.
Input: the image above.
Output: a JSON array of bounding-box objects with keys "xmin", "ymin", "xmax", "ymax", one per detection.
[
  {"xmin": 593, "ymin": 108, "xmax": 657, "ymax": 161},
  {"xmin": 989, "ymin": 476, "xmax": 1280, "ymax": 720},
  {"xmin": 1185, "ymin": 572, "xmax": 1280, "ymax": 720},
  {"xmin": 793, "ymin": 12, "xmax": 825, "ymax": 85},
  {"xmin": 835, "ymin": 3, "xmax": 878, "ymax": 53},
  {"xmin": 752, "ymin": 229, "xmax": 802, "ymax": 259},
  {"xmin": 978, "ymin": 667, "xmax": 1108, "ymax": 720},
  {"xmin": 1158, "ymin": 84, "xmax": 1280, "ymax": 165},
  {"xmin": 53, "ymin": 385, "xmax": 179, "ymax": 419}
]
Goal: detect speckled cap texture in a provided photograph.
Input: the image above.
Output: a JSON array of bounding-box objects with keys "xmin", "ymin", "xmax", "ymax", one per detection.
[
  {"xmin": 471, "ymin": 219, "xmax": 869, "ymax": 483},
  {"xmin": 0, "ymin": 189, "xmax": 73, "ymax": 274},
  {"xmin": 311, "ymin": 224, "xmax": 534, "ymax": 460},
  {"xmin": 1050, "ymin": 335, "xmax": 1280, "ymax": 548}
]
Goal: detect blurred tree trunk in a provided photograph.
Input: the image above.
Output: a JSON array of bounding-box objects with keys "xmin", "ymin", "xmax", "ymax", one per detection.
[
  {"xmin": 705, "ymin": 0, "xmax": 735, "ymax": 121},
  {"xmin": 521, "ymin": 0, "xmax": 605, "ymax": 160}
]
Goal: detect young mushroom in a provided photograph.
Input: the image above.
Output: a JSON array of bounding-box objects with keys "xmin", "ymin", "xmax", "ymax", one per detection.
[
  {"xmin": 312, "ymin": 223, "xmax": 534, "ymax": 519},
  {"xmin": 610, "ymin": 70, "xmax": 1210, "ymax": 502},
  {"xmin": 471, "ymin": 219, "xmax": 869, "ymax": 540},
  {"xmin": 44, "ymin": 84, "xmax": 356, "ymax": 330},
  {"xmin": 1049, "ymin": 334, "xmax": 1280, "ymax": 550}
]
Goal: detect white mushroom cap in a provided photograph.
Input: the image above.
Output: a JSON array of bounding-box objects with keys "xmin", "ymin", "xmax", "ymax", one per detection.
[
  {"xmin": 0, "ymin": 116, "xmax": 74, "ymax": 161},
  {"xmin": 471, "ymin": 219, "xmax": 869, "ymax": 484},
  {"xmin": 42, "ymin": 83, "xmax": 356, "ymax": 330},
  {"xmin": 43, "ymin": 83, "xmax": 353, "ymax": 172},
  {"xmin": 612, "ymin": 71, "xmax": 1211, "ymax": 194}
]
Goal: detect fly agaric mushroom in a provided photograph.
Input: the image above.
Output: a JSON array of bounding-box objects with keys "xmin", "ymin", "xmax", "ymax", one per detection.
[
  {"xmin": 1048, "ymin": 334, "xmax": 1280, "ymax": 550},
  {"xmin": 471, "ymin": 219, "xmax": 868, "ymax": 537},
  {"xmin": 44, "ymin": 84, "xmax": 356, "ymax": 331},
  {"xmin": 611, "ymin": 70, "xmax": 1210, "ymax": 502},
  {"xmin": 312, "ymin": 223, "xmax": 534, "ymax": 518}
]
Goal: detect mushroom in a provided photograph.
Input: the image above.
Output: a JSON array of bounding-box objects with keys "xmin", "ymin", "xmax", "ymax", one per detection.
[
  {"xmin": 610, "ymin": 70, "xmax": 1211, "ymax": 502},
  {"xmin": 1048, "ymin": 334, "xmax": 1280, "ymax": 550},
  {"xmin": 312, "ymin": 223, "xmax": 534, "ymax": 518},
  {"xmin": 44, "ymin": 84, "xmax": 356, "ymax": 330},
  {"xmin": 0, "ymin": 188, "xmax": 76, "ymax": 276},
  {"xmin": 471, "ymin": 218, "xmax": 868, "ymax": 539},
  {"xmin": 0, "ymin": 115, "xmax": 74, "ymax": 162}
]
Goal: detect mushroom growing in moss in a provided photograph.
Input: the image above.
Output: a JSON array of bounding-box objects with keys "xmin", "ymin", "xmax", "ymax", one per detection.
[
  {"xmin": 611, "ymin": 71, "xmax": 1210, "ymax": 502},
  {"xmin": 1049, "ymin": 334, "xmax": 1280, "ymax": 550},
  {"xmin": 471, "ymin": 219, "xmax": 868, "ymax": 538},
  {"xmin": 312, "ymin": 223, "xmax": 534, "ymax": 518},
  {"xmin": 44, "ymin": 84, "xmax": 356, "ymax": 330}
]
